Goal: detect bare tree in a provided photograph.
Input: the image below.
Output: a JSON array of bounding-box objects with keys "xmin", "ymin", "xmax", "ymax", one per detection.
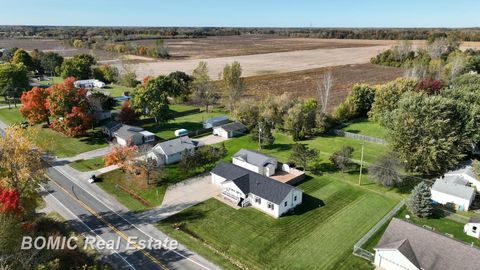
[
  {"xmin": 317, "ymin": 71, "xmax": 333, "ymax": 113},
  {"xmin": 427, "ymin": 38, "xmax": 450, "ymax": 59},
  {"xmin": 135, "ymin": 144, "xmax": 160, "ymax": 185},
  {"xmin": 392, "ymin": 40, "xmax": 413, "ymax": 61},
  {"xmin": 221, "ymin": 61, "xmax": 244, "ymax": 112}
]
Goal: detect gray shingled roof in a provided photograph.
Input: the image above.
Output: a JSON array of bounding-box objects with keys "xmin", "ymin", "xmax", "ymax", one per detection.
[
  {"xmin": 375, "ymin": 218, "xmax": 480, "ymax": 270},
  {"xmin": 103, "ymin": 121, "xmax": 122, "ymax": 131},
  {"xmin": 211, "ymin": 161, "xmax": 298, "ymax": 204},
  {"xmin": 233, "ymin": 149, "xmax": 276, "ymax": 167},
  {"xmin": 114, "ymin": 125, "xmax": 144, "ymax": 140},
  {"xmin": 153, "ymin": 136, "xmax": 196, "ymax": 156},
  {"xmin": 204, "ymin": 116, "xmax": 229, "ymax": 124},
  {"xmin": 431, "ymin": 178, "xmax": 474, "ymax": 201},
  {"xmin": 217, "ymin": 122, "xmax": 247, "ymax": 132}
]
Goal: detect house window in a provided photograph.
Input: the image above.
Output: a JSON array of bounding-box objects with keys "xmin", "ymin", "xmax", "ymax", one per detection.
[
  {"xmin": 255, "ymin": 197, "xmax": 261, "ymax": 204},
  {"xmin": 267, "ymin": 202, "xmax": 274, "ymax": 210},
  {"xmin": 474, "ymin": 226, "xmax": 478, "ymax": 233},
  {"xmin": 294, "ymin": 196, "xmax": 297, "ymax": 201},
  {"xmin": 284, "ymin": 201, "xmax": 288, "ymax": 207}
]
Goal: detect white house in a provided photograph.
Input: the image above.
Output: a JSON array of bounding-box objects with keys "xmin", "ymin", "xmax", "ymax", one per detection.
[
  {"xmin": 232, "ymin": 149, "xmax": 277, "ymax": 177},
  {"xmin": 147, "ymin": 136, "xmax": 196, "ymax": 166},
  {"xmin": 211, "ymin": 161, "xmax": 303, "ymax": 218},
  {"xmin": 213, "ymin": 122, "xmax": 247, "ymax": 138},
  {"xmin": 74, "ymin": 79, "xmax": 106, "ymax": 89},
  {"xmin": 465, "ymin": 217, "xmax": 480, "ymax": 238},
  {"xmin": 104, "ymin": 123, "xmax": 155, "ymax": 146},
  {"xmin": 374, "ymin": 218, "xmax": 480, "ymax": 270}
]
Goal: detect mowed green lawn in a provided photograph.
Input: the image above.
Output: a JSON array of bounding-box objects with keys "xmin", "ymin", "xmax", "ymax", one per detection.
[
  {"xmin": 143, "ymin": 109, "xmax": 226, "ymax": 140},
  {"xmin": 0, "ymin": 108, "xmax": 108, "ymax": 157},
  {"xmin": 363, "ymin": 206, "xmax": 480, "ymax": 252},
  {"xmin": 341, "ymin": 118, "xmax": 386, "ymax": 139},
  {"xmin": 158, "ymin": 174, "xmax": 398, "ymax": 270},
  {"xmin": 222, "ymin": 132, "xmax": 386, "ymax": 165},
  {"xmin": 70, "ymin": 156, "xmax": 105, "ymax": 172}
]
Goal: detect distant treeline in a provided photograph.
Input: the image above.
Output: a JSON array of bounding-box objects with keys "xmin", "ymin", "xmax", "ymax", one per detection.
[{"xmin": 3, "ymin": 25, "xmax": 480, "ymax": 41}]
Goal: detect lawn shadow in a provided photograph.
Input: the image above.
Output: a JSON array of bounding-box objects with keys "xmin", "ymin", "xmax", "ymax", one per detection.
[
  {"xmin": 284, "ymin": 194, "xmax": 325, "ymax": 217},
  {"xmin": 77, "ymin": 130, "xmax": 108, "ymax": 146},
  {"xmin": 344, "ymin": 129, "xmax": 361, "ymax": 134},
  {"xmin": 267, "ymin": 143, "xmax": 292, "ymax": 152}
]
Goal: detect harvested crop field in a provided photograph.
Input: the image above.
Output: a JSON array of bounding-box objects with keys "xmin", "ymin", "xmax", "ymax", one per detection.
[
  {"xmin": 244, "ymin": 63, "xmax": 404, "ymax": 110},
  {"xmin": 127, "ymin": 35, "xmax": 395, "ymax": 59}
]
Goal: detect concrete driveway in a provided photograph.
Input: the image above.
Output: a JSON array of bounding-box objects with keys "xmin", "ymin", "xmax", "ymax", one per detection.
[
  {"xmin": 194, "ymin": 134, "xmax": 229, "ymax": 146},
  {"xmin": 135, "ymin": 173, "xmax": 221, "ymax": 223}
]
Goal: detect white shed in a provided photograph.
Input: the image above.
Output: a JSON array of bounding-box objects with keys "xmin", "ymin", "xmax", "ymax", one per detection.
[
  {"xmin": 431, "ymin": 178, "xmax": 475, "ymax": 211},
  {"xmin": 465, "ymin": 217, "xmax": 480, "ymax": 238}
]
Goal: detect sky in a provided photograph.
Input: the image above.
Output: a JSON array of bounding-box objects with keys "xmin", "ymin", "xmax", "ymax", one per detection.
[{"xmin": 1, "ymin": 0, "xmax": 480, "ymax": 28}]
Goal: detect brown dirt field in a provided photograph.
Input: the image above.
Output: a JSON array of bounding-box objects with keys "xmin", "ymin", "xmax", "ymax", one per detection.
[
  {"xmin": 243, "ymin": 63, "xmax": 404, "ymax": 110},
  {"xmin": 129, "ymin": 35, "xmax": 394, "ymax": 59}
]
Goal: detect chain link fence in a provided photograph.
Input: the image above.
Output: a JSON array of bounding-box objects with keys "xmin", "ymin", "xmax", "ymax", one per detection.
[
  {"xmin": 352, "ymin": 199, "xmax": 405, "ymax": 261},
  {"xmin": 332, "ymin": 129, "xmax": 387, "ymax": 145}
]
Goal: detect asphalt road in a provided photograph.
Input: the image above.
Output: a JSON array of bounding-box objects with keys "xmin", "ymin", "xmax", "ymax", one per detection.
[{"xmin": 44, "ymin": 166, "xmax": 212, "ymax": 270}]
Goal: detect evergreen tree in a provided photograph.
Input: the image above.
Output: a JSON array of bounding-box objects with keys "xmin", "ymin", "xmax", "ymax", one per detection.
[{"xmin": 407, "ymin": 182, "xmax": 433, "ymax": 218}]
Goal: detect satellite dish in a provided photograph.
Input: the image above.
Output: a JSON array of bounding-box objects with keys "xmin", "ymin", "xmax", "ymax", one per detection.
[{"xmin": 405, "ymin": 215, "xmax": 410, "ymax": 219}]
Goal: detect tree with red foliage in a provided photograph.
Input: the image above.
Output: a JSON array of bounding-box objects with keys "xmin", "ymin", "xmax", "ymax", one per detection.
[
  {"xmin": 415, "ymin": 78, "xmax": 443, "ymax": 95},
  {"xmin": 0, "ymin": 187, "xmax": 20, "ymax": 214},
  {"xmin": 20, "ymin": 87, "xmax": 51, "ymax": 125},
  {"xmin": 46, "ymin": 77, "xmax": 92, "ymax": 136},
  {"xmin": 116, "ymin": 101, "xmax": 139, "ymax": 124},
  {"xmin": 104, "ymin": 145, "xmax": 137, "ymax": 171}
]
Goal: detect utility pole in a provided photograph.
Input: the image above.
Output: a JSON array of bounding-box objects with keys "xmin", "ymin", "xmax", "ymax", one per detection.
[
  {"xmin": 258, "ymin": 121, "xmax": 262, "ymax": 150},
  {"xmin": 358, "ymin": 142, "xmax": 364, "ymax": 185}
]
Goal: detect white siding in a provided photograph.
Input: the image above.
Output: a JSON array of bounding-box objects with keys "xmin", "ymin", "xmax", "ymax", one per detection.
[
  {"xmin": 278, "ymin": 189, "xmax": 303, "ymax": 216},
  {"xmin": 232, "ymin": 157, "xmax": 262, "ymax": 174},
  {"xmin": 116, "ymin": 137, "xmax": 127, "ymax": 146},
  {"xmin": 431, "ymin": 189, "xmax": 473, "ymax": 211},
  {"xmin": 213, "ymin": 128, "xmax": 229, "ymax": 138},
  {"xmin": 464, "ymin": 222, "xmax": 480, "ymax": 238},
  {"xmin": 374, "ymin": 250, "xmax": 419, "ymax": 270},
  {"xmin": 211, "ymin": 173, "xmax": 226, "ymax": 185},
  {"xmin": 250, "ymin": 195, "xmax": 280, "ymax": 218}
]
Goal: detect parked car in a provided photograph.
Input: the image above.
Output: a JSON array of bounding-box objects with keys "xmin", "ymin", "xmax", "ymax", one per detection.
[{"xmin": 88, "ymin": 175, "xmax": 97, "ymax": 183}]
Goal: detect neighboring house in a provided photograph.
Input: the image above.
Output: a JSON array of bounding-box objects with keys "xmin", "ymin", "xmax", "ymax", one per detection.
[
  {"xmin": 74, "ymin": 79, "xmax": 106, "ymax": 89},
  {"xmin": 147, "ymin": 136, "xmax": 196, "ymax": 166},
  {"xmin": 113, "ymin": 124, "xmax": 155, "ymax": 146},
  {"xmin": 203, "ymin": 116, "xmax": 229, "ymax": 129},
  {"xmin": 431, "ymin": 164, "xmax": 479, "ymax": 211},
  {"xmin": 233, "ymin": 149, "xmax": 277, "ymax": 177},
  {"xmin": 431, "ymin": 178, "xmax": 475, "ymax": 211},
  {"xmin": 374, "ymin": 218, "xmax": 480, "ymax": 270},
  {"xmin": 101, "ymin": 121, "xmax": 122, "ymax": 137},
  {"xmin": 465, "ymin": 217, "xmax": 480, "ymax": 238},
  {"xmin": 211, "ymin": 161, "xmax": 303, "ymax": 218},
  {"xmin": 213, "ymin": 122, "xmax": 247, "ymax": 138}
]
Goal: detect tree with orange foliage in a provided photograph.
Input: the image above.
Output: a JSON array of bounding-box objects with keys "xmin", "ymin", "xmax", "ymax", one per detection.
[
  {"xmin": 104, "ymin": 145, "xmax": 137, "ymax": 171},
  {"xmin": 0, "ymin": 187, "xmax": 20, "ymax": 214},
  {"xmin": 20, "ymin": 87, "xmax": 51, "ymax": 125},
  {"xmin": 47, "ymin": 77, "xmax": 93, "ymax": 136}
]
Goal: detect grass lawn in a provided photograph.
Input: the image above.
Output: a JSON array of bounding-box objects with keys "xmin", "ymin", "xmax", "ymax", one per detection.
[
  {"xmin": 143, "ymin": 109, "xmax": 226, "ymax": 140},
  {"xmin": 103, "ymin": 84, "xmax": 132, "ymax": 97},
  {"xmin": 341, "ymin": 118, "xmax": 386, "ymax": 139},
  {"xmin": 70, "ymin": 157, "xmax": 105, "ymax": 172},
  {"xmin": 35, "ymin": 127, "xmax": 108, "ymax": 157},
  {"xmin": 363, "ymin": 206, "xmax": 480, "ymax": 252},
  {"xmin": 0, "ymin": 107, "xmax": 24, "ymax": 124},
  {"xmin": 222, "ymin": 132, "xmax": 387, "ymax": 166},
  {"xmin": 97, "ymin": 165, "xmax": 210, "ymax": 212},
  {"xmin": 0, "ymin": 108, "xmax": 108, "ymax": 157},
  {"xmin": 157, "ymin": 172, "xmax": 398, "ymax": 270},
  {"xmin": 38, "ymin": 76, "xmax": 64, "ymax": 85}
]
